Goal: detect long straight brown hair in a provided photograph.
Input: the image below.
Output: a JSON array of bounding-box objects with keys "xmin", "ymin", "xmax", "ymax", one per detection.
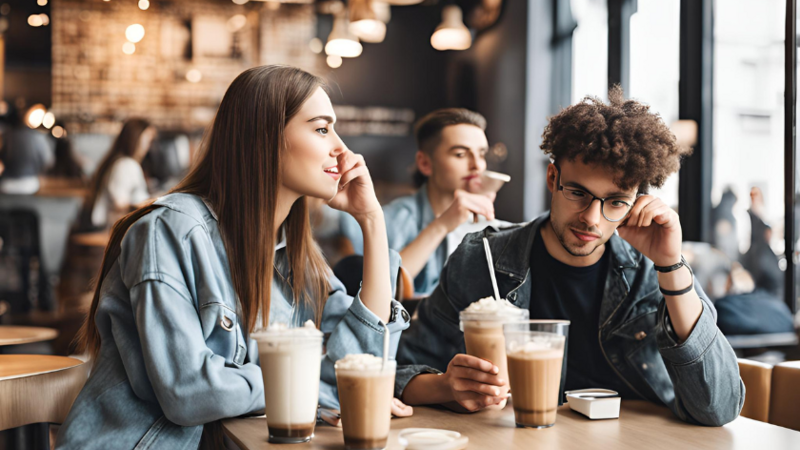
[{"xmin": 75, "ymin": 65, "xmax": 332, "ymax": 361}]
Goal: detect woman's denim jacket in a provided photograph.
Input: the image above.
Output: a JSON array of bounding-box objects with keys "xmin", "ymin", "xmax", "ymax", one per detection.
[
  {"xmin": 56, "ymin": 193, "xmax": 409, "ymax": 450},
  {"xmin": 397, "ymin": 214, "xmax": 745, "ymax": 427}
]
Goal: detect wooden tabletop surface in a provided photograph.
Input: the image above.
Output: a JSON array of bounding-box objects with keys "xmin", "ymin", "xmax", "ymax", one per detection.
[
  {"xmin": 223, "ymin": 400, "xmax": 800, "ymax": 450},
  {"xmin": 0, "ymin": 355, "xmax": 85, "ymax": 381},
  {"xmin": 0, "ymin": 325, "xmax": 58, "ymax": 346}
]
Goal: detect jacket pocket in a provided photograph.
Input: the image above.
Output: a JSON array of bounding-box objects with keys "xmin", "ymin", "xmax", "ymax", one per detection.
[{"xmin": 626, "ymin": 331, "xmax": 675, "ymax": 407}]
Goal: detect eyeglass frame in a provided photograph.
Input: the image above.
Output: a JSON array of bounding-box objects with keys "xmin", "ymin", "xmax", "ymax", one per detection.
[{"xmin": 553, "ymin": 162, "xmax": 640, "ymax": 223}]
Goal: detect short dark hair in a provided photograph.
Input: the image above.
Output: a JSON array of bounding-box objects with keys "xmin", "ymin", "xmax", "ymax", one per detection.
[
  {"xmin": 413, "ymin": 108, "xmax": 487, "ymax": 186},
  {"xmin": 540, "ymin": 85, "xmax": 690, "ymax": 192}
]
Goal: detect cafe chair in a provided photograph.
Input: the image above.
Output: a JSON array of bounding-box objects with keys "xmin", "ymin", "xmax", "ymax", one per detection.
[
  {"xmin": 0, "ymin": 355, "xmax": 90, "ymax": 446},
  {"xmin": 768, "ymin": 360, "xmax": 800, "ymax": 431},
  {"xmin": 737, "ymin": 358, "xmax": 772, "ymax": 422}
]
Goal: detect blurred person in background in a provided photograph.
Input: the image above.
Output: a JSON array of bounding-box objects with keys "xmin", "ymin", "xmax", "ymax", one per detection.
[
  {"xmin": 0, "ymin": 106, "xmax": 53, "ymax": 194},
  {"xmin": 78, "ymin": 118, "xmax": 156, "ymax": 231},
  {"xmin": 711, "ymin": 187, "xmax": 739, "ymax": 262},
  {"xmin": 47, "ymin": 123, "xmax": 87, "ymax": 183},
  {"xmin": 741, "ymin": 186, "xmax": 783, "ymax": 297},
  {"xmin": 339, "ymin": 108, "xmax": 510, "ymax": 297}
]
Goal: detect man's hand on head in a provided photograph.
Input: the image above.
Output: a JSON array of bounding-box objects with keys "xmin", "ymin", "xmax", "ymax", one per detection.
[{"xmin": 616, "ymin": 195, "xmax": 683, "ymax": 267}]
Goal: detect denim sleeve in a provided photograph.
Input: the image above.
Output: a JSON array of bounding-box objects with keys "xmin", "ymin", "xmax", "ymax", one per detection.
[
  {"xmin": 129, "ymin": 279, "xmax": 265, "ymax": 427},
  {"xmin": 395, "ymin": 365, "xmax": 443, "ymax": 399},
  {"xmin": 319, "ymin": 249, "xmax": 410, "ymax": 409},
  {"xmin": 397, "ymin": 261, "xmax": 468, "ymax": 380},
  {"xmin": 656, "ymin": 280, "xmax": 745, "ymax": 426}
]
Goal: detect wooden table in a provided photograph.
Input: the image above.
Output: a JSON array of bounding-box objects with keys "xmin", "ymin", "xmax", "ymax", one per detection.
[
  {"xmin": 0, "ymin": 326, "xmax": 58, "ymax": 347},
  {"xmin": 223, "ymin": 401, "xmax": 800, "ymax": 450}
]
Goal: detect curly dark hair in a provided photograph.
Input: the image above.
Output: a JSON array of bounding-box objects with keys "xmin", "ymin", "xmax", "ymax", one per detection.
[{"xmin": 540, "ymin": 85, "xmax": 690, "ymax": 192}]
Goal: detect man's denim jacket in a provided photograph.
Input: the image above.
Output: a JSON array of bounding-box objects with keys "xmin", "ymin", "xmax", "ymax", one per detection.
[
  {"xmin": 397, "ymin": 214, "xmax": 745, "ymax": 426},
  {"xmin": 56, "ymin": 193, "xmax": 409, "ymax": 450}
]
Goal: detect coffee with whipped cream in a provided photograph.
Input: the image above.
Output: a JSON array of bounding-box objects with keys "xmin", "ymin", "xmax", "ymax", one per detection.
[
  {"xmin": 503, "ymin": 322, "xmax": 568, "ymax": 428},
  {"xmin": 252, "ymin": 320, "xmax": 322, "ymax": 443},
  {"xmin": 459, "ymin": 297, "xmax": 529, "ymax": 409},
  {"xmin": 335, "ymin": 354, "xmax": 396, "ymax": 450}
]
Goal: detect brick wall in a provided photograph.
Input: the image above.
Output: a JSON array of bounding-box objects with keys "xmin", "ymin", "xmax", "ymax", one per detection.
[{"xmin": 51, "ymin": 0, "xmax": 322, "ymax": 134}]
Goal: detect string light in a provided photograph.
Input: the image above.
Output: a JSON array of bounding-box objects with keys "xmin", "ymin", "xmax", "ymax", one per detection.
[
  {"xmin": 122, "ymin": 42, "xmax": 136, "ymax": 54},
  {"xmin": 125, "ymin": 24, "xmax": 145, "ymax": 43}
]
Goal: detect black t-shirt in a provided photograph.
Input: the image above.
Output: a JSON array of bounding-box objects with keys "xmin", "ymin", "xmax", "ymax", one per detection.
[{"xmin": 529, "ymin": 229, "xmax": 640, "ymax": 399}]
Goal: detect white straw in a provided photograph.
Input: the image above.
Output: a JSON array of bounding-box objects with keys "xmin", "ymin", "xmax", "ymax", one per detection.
[
  {"xmin": 382, "ymin": 322, "xmax": 390, "ymax": 370},
  {"xmin": 483, "ymin": 237, "xmax": 501, "ymax": 302}
]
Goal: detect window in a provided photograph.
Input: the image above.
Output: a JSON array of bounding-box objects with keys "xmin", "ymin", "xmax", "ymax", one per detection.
[
  {"xmin": 629, "ymin": 0, "xmax": 681, "ymax": 209},
  {"xmin": 571, "ymin": 0, "xmax": 608, "ymax": 102}
]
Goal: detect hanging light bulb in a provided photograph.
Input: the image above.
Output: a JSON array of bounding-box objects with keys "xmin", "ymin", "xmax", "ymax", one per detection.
[
  {"xmin": 327, "ymin": 55, "xmax": 343, "ymax": 69},
  {"xmin": 383, "ymin": 0, "xmax": 422, "ymax": 5},
  {"xmin": 126, "ymin": 24, "xmax": 145, "ymax": 43},
  {"xmin": 325, "ymin": 12, "xmax": 362, "ymax": 58},
  {"xmin": 349, "ymin": 0, "xmax": 386, "ymax": 44},
  {"xmin": 431, "ymin": 5, "xmax": 471, "ymax": 51}
]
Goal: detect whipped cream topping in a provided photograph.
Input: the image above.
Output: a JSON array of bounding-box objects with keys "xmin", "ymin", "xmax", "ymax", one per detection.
[
  {"xmin": 253, "ymin": 319, "xmax": 321, "ymax": 339},
  {"xmin": 335, "ymin": 353, "xmax": 385, "ymax": 371},
  {"xmin": 507, "ymin": 338, "xmax": 564, "ymax": 357},
  {"xmin": 464, "ymin": 297, "xmax": 524, "ymax": 316}
]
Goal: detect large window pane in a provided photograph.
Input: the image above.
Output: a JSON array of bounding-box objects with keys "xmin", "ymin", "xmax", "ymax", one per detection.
[
  {"xmin": 712, "ymin": 0, "xmax": 786, "ymax": 302},
  {"xmin": 571, "ymin": 0, "xmax": 608, "ymax": 102},
  {"xmin": 629, "ymin": 0, "xmax": 681, "ymax": 209}
]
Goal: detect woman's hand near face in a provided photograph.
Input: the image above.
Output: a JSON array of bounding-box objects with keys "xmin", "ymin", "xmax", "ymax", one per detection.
[{"xmin": 327, "ymin": 150, "xmax": 382, "ymax": 223}]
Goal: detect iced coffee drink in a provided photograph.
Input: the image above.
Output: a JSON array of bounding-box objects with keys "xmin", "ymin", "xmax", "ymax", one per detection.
[
  {"xmin": 503, "ymin": 321, "xmax": 568, "ymax": 428},
  {"xmin": 459, "ymin": 297, "xmax": 529, "ymax": 409},
  {"xmin": 335, "ymin": 354, "xmax": 396, "ymax": 450},
  {"xmin": 252, "ymin": 321, "xmax": 323, "ymax": 443}
]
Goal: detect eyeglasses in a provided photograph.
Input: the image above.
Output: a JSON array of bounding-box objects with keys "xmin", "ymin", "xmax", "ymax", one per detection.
[{"xmin": 554, "ymin": 163, "xmax": 635, "ymax": 222}]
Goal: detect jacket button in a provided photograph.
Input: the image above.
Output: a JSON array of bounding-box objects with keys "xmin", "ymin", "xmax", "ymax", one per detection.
[
  {"xmin": 635, "ymin": 331, "xmax": 647, "ymax": 340},
  {"xmin": 641, "ymin": 363, "xmax": 648, "ymax": 370},
  {"xmin": 401, "ymin": 310, "xmax": 410, "ymax": 323}
]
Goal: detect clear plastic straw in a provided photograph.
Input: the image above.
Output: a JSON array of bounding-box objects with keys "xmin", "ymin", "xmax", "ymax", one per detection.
[
  {"xmin": 483, "ymin": 237, "xmax": 501, "ymax": 302},
  {"xmin": 382, "ymin": 322, "xmax": 390, "ymax": 370}
]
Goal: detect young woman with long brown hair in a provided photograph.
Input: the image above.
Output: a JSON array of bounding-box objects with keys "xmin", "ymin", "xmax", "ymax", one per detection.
[{"xmin": 56, "ymin": 65, "xmax": 410, "ymax": 449}]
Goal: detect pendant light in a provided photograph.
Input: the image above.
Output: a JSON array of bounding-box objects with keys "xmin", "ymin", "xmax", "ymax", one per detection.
[
  {"xmin": 326, "ymin": 12, "xmax": 363, "ymax": 57},
  {"xmin": 431, "ymin": 5, "xmax": 471, "ymax": 51},
  {"xmin": 384, "ymin": 0, "xmax": 423, "ymax": 5},
  {"xmin": 349, "ymin": 0, "xmax": 388, "ymax": 43}
]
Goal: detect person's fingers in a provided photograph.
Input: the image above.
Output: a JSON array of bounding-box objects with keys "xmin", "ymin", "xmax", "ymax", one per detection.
[
  {"xmin": 638, "ymin": 199, "xmax": 664, "ymax": 227},
  {"xmin": 451, "ymin": 378, "xmax": 504, "ymax": 396},
  {"xmin": 338, "ymin": 164, "xmax": 369, "ymax": 189},
  {"xmin": 449, "ymin": 366, "xmax": 505, "ymax": 386},
  {"xmin": 319, "ymin": 408, "xmax": 341, "ymax": 427},
  {"xmin": 336, "ymin": 149, "xmax": 359, "ymax": 175},
  {"xmin": 456, "ymin": 393, "xmax": 504, "ymax": 412},
  {"xmin": 624, "ymin": 195, "xmax": 653, "ymax": 227},
  {"xmin": 459, "ymin": 195, "xmax": 495, "ymax": 220},
  {"xmin": 391, "ymin": 398, "xmax": 414, "ymax": 417},
  {"xmin": 450, "ymin": 354, "xmax": 499, "ymax": 374}
]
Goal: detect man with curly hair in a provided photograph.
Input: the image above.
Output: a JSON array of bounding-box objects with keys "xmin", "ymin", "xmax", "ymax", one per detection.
[{"xmin": 395, "ymin": 87, "xmax": 744, "ymax": 426}]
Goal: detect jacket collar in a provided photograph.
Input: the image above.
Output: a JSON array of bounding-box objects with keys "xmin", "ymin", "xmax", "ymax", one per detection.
[{"xmin": 492, "ymin": 212, "xmax": 640, "ymax": 327}]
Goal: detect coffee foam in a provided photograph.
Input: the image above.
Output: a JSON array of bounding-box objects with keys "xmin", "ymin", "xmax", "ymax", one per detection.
[
  {"xmin": 464, "ymin": 297, "xmax": 524, "ymax": 316},
  {"xmin": 507, "ymin": 341, "xmax": 564, "ymax": 359},
  {"xmin": 335, "ymin": 353, "xmax": 385, "ymax": 372},
  {"xmin": 253, "ymin": 320, "xmax": 322, "ymax": 339}
]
